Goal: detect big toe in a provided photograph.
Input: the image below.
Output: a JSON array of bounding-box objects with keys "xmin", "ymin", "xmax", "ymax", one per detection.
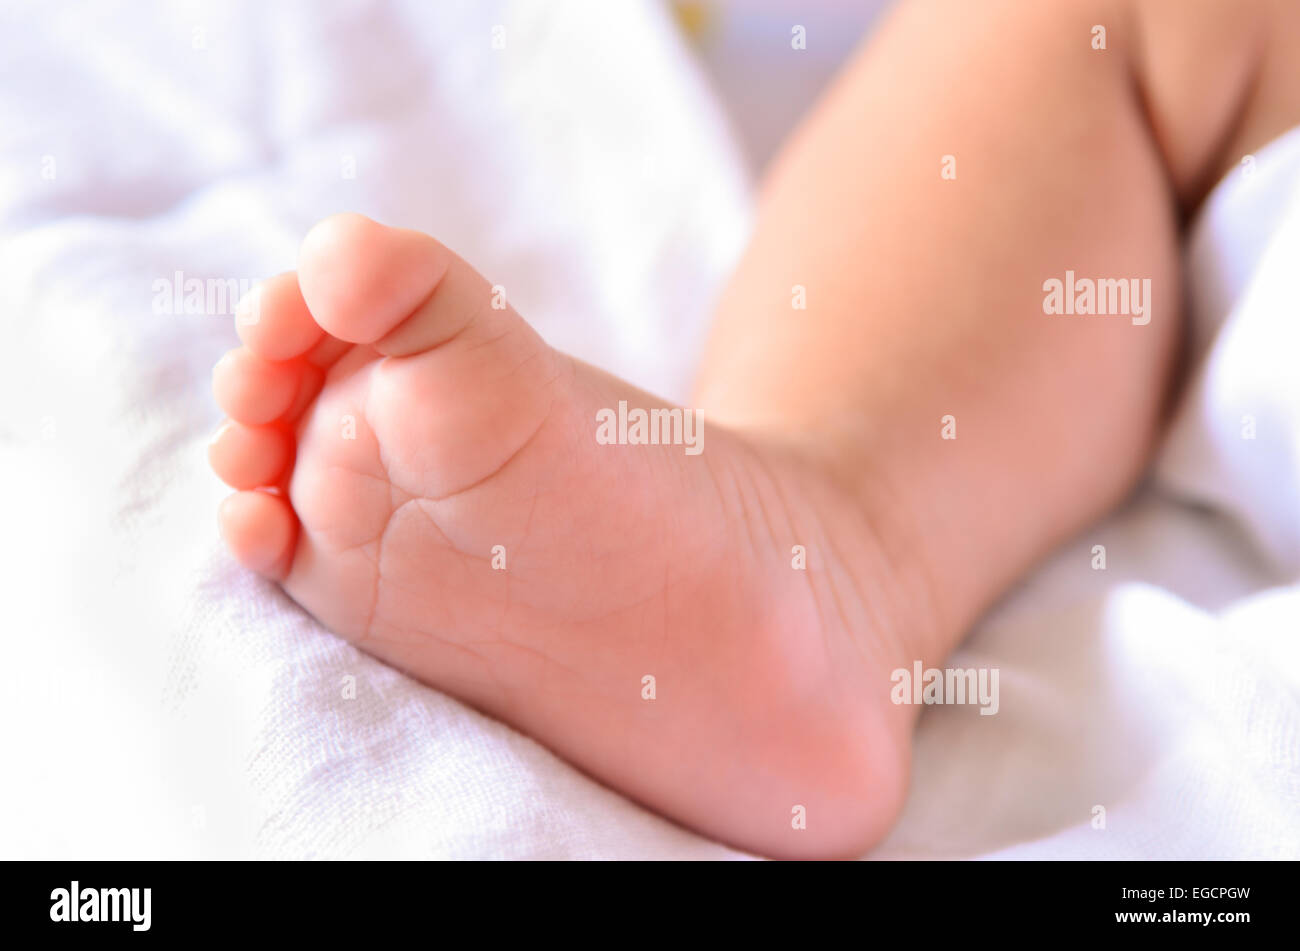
[
  {"xmin": 297, "ymin": 213, "xmax": 451, "ymax": 345},
  {"xmin": 297, "ymin": 213, "xmax": 509, "ymax": 357}
]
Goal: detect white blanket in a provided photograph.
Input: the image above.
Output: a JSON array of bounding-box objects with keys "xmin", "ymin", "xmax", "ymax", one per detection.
[{"xmin": 1, "ymin": 0, "xmax": 1296, "ymax": 859}]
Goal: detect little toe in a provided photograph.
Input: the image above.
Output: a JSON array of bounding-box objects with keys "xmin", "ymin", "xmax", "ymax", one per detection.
[
  {"xmin": 236, "ymin": 272, "xmax": 324, "ymax": 362},
  {"xmin": 217, "ymin": 490, "xmax": 298, "ymax": 579},
  {"xmin": 208, "ymin": 420, "xmax": 292, "ymax": 489}
]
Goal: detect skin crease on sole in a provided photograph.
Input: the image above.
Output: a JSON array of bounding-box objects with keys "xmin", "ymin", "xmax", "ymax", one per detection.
[{"xmin": 210, "ymin": 0, "xmax": 1300, "ymax": 857}]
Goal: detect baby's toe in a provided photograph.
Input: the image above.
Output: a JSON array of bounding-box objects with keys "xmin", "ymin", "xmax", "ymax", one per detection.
[
  {"xmin": 235, "ymin": 272, "xmax": 324, "ymax": 362},
  {"xmin": 297, "ymin": 213, "xmax": 459, "ymax": 351},
  {"xmin": 217, "ymin": 490, "xmax": 298, "ymax": 579},
  {"xmin": 208, "ymin": 420, "xmax": 292, "ymax": 489},
  {"xmin": 212, "ymin": 346, "xmax": 301, "ymax": 425}
]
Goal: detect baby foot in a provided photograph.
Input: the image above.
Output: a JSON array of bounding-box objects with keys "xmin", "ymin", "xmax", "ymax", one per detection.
[{"xmin": 209, "ymin": 214, "xmax": 915, "ymax": 857}]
